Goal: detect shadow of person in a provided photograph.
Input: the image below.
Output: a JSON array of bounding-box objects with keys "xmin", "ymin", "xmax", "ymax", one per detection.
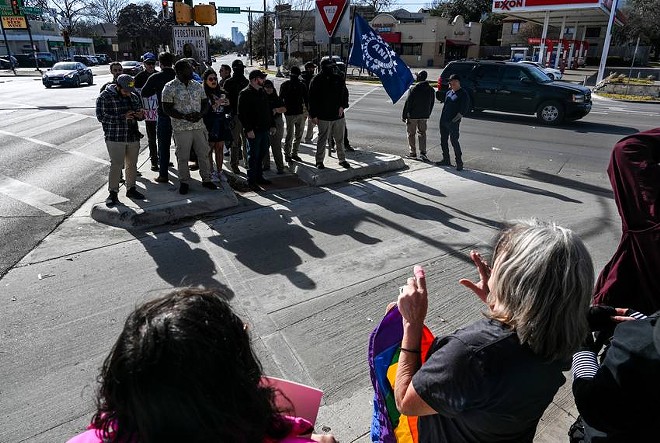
[
  {"xmin": 438, "ymin": 167, "xmax": 582, "ymax": 203},
  {"xmin": 522, "ymin": 168, "xmax": 613, "ymax": 198},
  {"xmin": 384, "ymin": 173, "xmax": 447, "ymax": 198},
  {"xmin": 134, "ymin": 226, "xmax": 235, "ymax": 300},
  {"xmin": 207, "ymin": 206, "xmax": 325, "ymax": 290}
]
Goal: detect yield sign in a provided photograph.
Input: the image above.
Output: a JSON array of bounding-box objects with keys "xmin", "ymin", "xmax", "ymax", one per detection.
[{"xmin": 316, "ymin": 0, "xmax": 348, "ymax": 37}]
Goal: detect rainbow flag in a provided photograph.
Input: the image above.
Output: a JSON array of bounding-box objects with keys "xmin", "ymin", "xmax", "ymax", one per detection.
[{"xmin": 368, "ymin": 306, "xmax": 435, "ymax": 443}]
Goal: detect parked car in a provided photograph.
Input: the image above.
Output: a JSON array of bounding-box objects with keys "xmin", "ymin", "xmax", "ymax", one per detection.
[
  {"xmin": 121, "ymin": 60, "xmax": 143, "ymax": 76},
  {"xmin": 95, "ymin": 53, "xmax": 110, "ymax": 64},
  {"xmin": 518, "ymin": 60, "xmax": 563, "ymax": 80},
  {"xmin": 42, "ymin": 62, "xmax": 94, "ymax": 88},
  {"xmin": 73, "ymin": 55, "xmax": 94, "ymax": 66},
  {"xmin": 437, "ymin": 60, "xmax": 592, "ymax": 125},
  {"xmin": 14, "ymin": 52, "xmax": 56, "ymax": 67},
  {"xmin": 0, "ymin": 55, "xmax": 18, "ymax": 69},
  {"xmin": 87, "ymin": 56, "xmax": 100, "ymax": 65}
]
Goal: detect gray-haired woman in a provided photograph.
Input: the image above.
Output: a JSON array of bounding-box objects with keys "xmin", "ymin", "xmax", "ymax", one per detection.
[{"xmin": 394, "ymin": 219, "xmax": 594, "ymax": 443}]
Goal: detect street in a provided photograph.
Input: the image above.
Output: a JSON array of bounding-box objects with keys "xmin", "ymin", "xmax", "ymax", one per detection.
[{"xmin": 0, "ymin": 60, "xmax": 659, "ymax": 442}]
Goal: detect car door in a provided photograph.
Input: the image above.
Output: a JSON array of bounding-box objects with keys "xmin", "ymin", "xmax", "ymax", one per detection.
[
  {"xmin": 497, "ymin": 66, "xmax": 538, "ymax": 114},
  {"xmin": 470, "ymin": 65, "xmax": 503, "ymax": 111}
]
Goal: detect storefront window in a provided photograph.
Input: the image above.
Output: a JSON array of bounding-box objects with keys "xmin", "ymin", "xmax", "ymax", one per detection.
[
  {"xmin": 511, "ymin": 22, "xmax": 521, "ymax": 34},
  {"xmin": 438, "ymin": 43, "xmax": 444, "ymax": 55},
  {"xmin": 401, "ymin": 43, "xmax": 422, "ymax": 56}
]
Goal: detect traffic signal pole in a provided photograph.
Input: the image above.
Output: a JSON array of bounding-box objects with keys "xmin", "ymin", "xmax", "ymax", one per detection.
[{"xmin": 0, "ymin": 20, "xmax": 16, "ymax": 75}]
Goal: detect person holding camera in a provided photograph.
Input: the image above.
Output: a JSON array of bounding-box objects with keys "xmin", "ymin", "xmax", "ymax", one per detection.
[{"xmin": 95, "ymin": 74, "xmax": 146, "ymax": 206}]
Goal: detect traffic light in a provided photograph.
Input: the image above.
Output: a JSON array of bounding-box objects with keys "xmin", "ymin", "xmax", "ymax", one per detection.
[
  {"xmin": 162, "ymin": 0, "xmax": 169, "ymax": 18},
  {"xmin": 10, "ymin": 0, "xmax": 20, "ymax": 15},
  {"xmin": 174, "ymin": 1, "xmax": 192, "ymax": 24},
  {"xmin": 193, "ymin": 4, "xmax": 217, "ymax": 25},
  {"xmin": 62, "ymin": 30, "xmax": 70, "ymax": 47}
]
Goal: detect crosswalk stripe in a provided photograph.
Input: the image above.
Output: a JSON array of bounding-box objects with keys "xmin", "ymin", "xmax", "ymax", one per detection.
[
  {"xmin": 0, "ymin": 129, "xmax": 110, "ymax": 165},
  {"xmin": 16, "ymin": 114, "xmax": 88, "ymax": 138},
  {"xmin": 0, "ymin": 174, "xmax": 69, "ymax": 216},
  {"xmin": 0, "ymin": 129, "xmax": 57, "ymax": 147}
]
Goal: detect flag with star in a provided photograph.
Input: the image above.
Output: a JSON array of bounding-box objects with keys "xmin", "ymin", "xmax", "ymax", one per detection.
[{"xmin": 349, "ymin": 14, "xmax": 414, "ymax": 104}]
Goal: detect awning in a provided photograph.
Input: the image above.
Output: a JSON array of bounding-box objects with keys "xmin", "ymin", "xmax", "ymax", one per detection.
[
  {"xmin": 446, "ymin": 39, "xmax": 476, "ymax": 46},
  {"xmin": 379, "ymin": 32, "xmax": 401, "ymax": 43}
]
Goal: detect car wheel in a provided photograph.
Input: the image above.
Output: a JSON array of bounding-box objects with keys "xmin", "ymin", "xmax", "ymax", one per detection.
[
  {"xmin": 73, "ymin": 75, "xmax": 80, "ymax": 87},
  {"xmin": 547, "ymin": 73, "xmax": 555, "ymax": 80},
  {"xmin": 44, "ymin": 81, "xmax": 52, "ymax": 88},
  {"xmin": 536, "ymin": 100, "xmax": 564, "ymax": 125}
]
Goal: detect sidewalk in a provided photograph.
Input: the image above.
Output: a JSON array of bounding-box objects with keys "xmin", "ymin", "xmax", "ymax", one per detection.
[
  {"xmin": 0, "ymin": 152, "xmax": 620, "ymax": 442},
  {"xmin": 0, "ymin": 67, "xmax": 44, "ymax": 77}
]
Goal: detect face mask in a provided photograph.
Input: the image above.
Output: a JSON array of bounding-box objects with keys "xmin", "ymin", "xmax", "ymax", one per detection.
[
  {"xmin": 234, "ymin": 67, "xmax": 244, "ymax": 76},
  {"xmin": 290, "ymin": 73, "xmax": 299, "ymax": 80},
  {"xmin": 322, "ymin": 65, "xmax": 334, "ymax": 74}
]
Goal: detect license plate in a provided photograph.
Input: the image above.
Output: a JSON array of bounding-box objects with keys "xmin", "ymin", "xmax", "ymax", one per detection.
[{"xmin": 51, "ymin": 79, "xmax": 60, "ymax": 84}]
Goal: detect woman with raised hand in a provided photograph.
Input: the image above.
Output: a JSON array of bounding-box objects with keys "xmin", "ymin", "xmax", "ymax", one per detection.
[
  {"xmin": 202, "ymin": 68, "xmax": 230, "ymax": 183},
  {"xmin": 394, "ymin": 219, "xmax": 594, "ymax": 442}
]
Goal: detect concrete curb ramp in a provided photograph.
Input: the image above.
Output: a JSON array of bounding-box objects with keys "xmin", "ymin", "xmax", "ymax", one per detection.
[
  {"xmin": 91, "ymin": 181, "xmax": 238, "ymax": 229},
  {"xmin": 288, "ymin": 145, "xmax": 406, "ymax": 186}
]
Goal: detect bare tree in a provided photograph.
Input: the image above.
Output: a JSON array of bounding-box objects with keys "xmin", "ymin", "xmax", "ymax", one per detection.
[
  {"xmin": 352, "ymin": 0, "xmax": 397, "ymax": 13},
  {"xmin": 28, "ymin": 0, "xmax": 88, "ymax": 34},
  {"xmin": 86, "ymin": 0, "xmax": 130, "ymax": 24}
]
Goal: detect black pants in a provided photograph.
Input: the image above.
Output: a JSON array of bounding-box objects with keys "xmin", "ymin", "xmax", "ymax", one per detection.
[
  {"xmin": 146, "ymin": 120, "xmax": 157, "ymax": 166},
  {"xmin": 439, "ymin": 120, "xmax": 462, "ymax": 162}
]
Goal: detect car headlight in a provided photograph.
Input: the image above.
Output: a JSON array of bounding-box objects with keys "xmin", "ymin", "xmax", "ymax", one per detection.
[
  {"xmin": 65, "ymin": 73, "xmax": 74, "ymax": 78},
  {"xmin": 572, "ymin": 94, "xmax": 585, "ymax": 103}
]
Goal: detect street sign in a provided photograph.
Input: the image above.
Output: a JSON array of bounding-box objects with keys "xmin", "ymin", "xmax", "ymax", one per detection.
[
  {"xmin": 0, "ymin": 5, "xmax": 13, "ymax": 15},
  {"xmin": 316, "ymin": 0, "xmax": 347, "ymax": 37},
  {"xmin": 20, "ymin": 6, "xmax": 42, "ymax": 14},
  {"xmin": 172, "ymin": 25, "xmax": 209, "ymax": 62},
  {"xmin": 1, "ymin": 15, "xmax": 26, "ymax": 28},
  {"xmin": 217, "ymin": 6, "xmax": 240, "ymax": 13}
]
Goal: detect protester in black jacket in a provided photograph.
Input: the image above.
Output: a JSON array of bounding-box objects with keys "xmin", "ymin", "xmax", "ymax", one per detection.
[
  {"xmin": 262, "ymin": 79, "xmax": 286, "ymax": 174},
  {"xmin": 134, "ymin": 54, "xmax": 159, "ymax": 171},
  {"xmin": 237, "ymin": 70, "xmax": 271, "ymax": 189},
  {"xmin": 436, "ymin": 73, "xmax": 470, "ymax": 171},
  {"xmin": 141, "ymin": 52, "xmax": 176, "ymax": 182},
  {"xmin": 301, "ymin": 62, "xmax": 316, "ymax": 143},
  {"xmin": 279, "ymin": 66, "xmax": 308, "ymax": 162},
  {"xmin": 308, "ymin": 59, "xmax": 350, "ymax": 169},
  {"xmin": 223, "ymin": 59, "xmax": 250, "ymax": 173},
  {"xmin": 402, "ymin": 71, "xmax": 435, "ymax": 161}
]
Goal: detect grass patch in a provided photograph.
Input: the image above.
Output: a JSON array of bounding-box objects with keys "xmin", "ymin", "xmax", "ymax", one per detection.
[
  {"xmin": 608, "ymin": 77, "xmax": 654, "ymax": 85},
  {"xmin": 598, "ymin": 92, "xmax": 658, "ymax": 101}
]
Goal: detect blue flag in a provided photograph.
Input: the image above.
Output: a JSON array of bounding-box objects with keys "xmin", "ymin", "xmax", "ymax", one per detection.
[{"xmin": 349, "ymin": 14, "xmax": 414, "ymax": 104}]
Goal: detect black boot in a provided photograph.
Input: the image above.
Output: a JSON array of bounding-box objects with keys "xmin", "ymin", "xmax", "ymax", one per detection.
[
  {"xmin": 435, "ymin": 157, "xmax": 451, "ymax": 166},
  {"xmin": 455, "ymin": 157, "xmax": 464, "ymax": 171}
]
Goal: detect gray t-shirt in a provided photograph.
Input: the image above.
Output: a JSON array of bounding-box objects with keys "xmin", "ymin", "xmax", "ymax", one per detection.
[{"xmin": 412, "ymin": 318, "xmax": 565, "ymax": 443}]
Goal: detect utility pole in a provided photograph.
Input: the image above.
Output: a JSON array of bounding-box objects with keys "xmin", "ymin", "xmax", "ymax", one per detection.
[
  {"xmin": 248, "ymin": 8, "xmax": 252, "ymax": 66},
  {"xmin": 263, "ymin": 0, "xmax": 268, "ymax": 69}
]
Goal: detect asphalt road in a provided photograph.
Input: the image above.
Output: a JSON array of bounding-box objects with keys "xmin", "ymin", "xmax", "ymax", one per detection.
[{"xmin": 0, "ymin": 60, "xmax": 658, "ymax": 279}]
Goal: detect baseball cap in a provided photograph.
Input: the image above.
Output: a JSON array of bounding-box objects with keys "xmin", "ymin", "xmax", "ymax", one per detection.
[
  {"xmin": 248, "ymin": 69, "xmax": 267, "ymax": 80},
  {"xmin": 116, "ymin": 74, "xmax": 135, "ymax": 93},
  {"xmin": 448, "ymin": 74, "xmax": 461, "ymax": 81},
  {"xmin": 142, "ymin": 52, "xmax": 156, "ymax": 62},
  {"xmin": 416, "ymin": 70, "xmax": 428, "ymax": 81},
  {"xmin": 320, "ymin": 58, "xmax": 336, "ymax": 68},
  {"xmin": 232, "ymin": 59, "xmax": 245, "ymax": 69}
]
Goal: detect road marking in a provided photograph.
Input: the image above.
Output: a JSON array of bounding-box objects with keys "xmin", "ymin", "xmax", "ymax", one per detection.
[
  {"xmin": 0, "ymin": 129, "xmax": 57, "ymax": 147},
  {"xmin": 0, "ymin": 129, "xmax": 110, "ymax": 165},
  {"xmin": 346, "ymin": 86, "xmax": 380, "ymax": 112},
  {"xmin": 0, "ymin": 174, "xmax": 69, "ymax": 216}
]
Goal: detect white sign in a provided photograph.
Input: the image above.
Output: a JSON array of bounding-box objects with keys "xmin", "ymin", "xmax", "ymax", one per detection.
[
  {"xmin": 141, "ymin": 95, "xmax": 158, "ymax": 121},
  {"xmin": 274, "ymin": 28, "xmax": 282, "ymax": 39},
  {"xmin": 172, "ymin": 25, "xmax": 209, "ymax": 62}
]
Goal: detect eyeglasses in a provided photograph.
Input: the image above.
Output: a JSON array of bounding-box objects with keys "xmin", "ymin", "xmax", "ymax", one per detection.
[{"xmin": 207, "ymin": 77, "xmax": 217, "ymax": 81}]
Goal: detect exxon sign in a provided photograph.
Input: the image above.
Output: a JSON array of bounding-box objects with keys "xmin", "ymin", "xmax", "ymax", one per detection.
[{"xmin": 493, "ymin": 0, "xmax": 524, "ymax": 11}]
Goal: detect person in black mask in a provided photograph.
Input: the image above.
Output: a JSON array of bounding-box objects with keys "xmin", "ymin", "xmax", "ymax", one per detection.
[
  {"xmin": 223, "ymin": 59, "xmax": 249, "ymax": 174},
  {"xmin": 301, "ymin": 62, "xmax": 316, "ymax": 143},
  {"xmin": 308, "ymin": 59, "xmax": 350, "ymax": 169},
  {"xmin": 279, "ymin": 65, "xmax": 308, "ymax": 163}
]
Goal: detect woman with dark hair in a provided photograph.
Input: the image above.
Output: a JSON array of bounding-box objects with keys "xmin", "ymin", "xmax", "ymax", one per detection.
[
  {"xmin": 393, "ymin": 219, "xmax": 594, "ymax": 442},
  {"xmin": 202, "ymin": 68, "xmax": 230, "ymax": 182},
  {"xmin": 262, "ymin": 79, "xmax": 286, "ymax": 175},
  {"xmin": 67, "ymin": 288, "xmax": 335, "ymax": 443}
]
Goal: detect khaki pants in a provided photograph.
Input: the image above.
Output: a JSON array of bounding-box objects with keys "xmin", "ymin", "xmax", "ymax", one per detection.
[
  {"xmin": 105, "ymin": 140, "xmax": 139, "ymax": 192},
  {"xmin": 230, "ymin": 115, "xmax": 248, "ymax": 168},
  {"xmin": 304, "ymin": 114, "xmax": 315, "ymax": 142},
  {"xmin": 316, "ymin": 119, "xmax": 346, "ymax": 164},
  {"xmin": 406, "ymin": 118, "xmax": 428, "ymax": 156},
  {"xmin": 264, "ymin": 117, "xmax": 285, "ymax": 171},
  {"xmin": 173, "ymin": 129, "xmax": 211, "ymax": 183},
  {"xmin": 284, "ymin": 113, "xmax": 305, "ymax": 156}
]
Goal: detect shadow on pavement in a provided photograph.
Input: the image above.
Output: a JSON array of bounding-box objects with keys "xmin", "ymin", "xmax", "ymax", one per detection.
[
  {"xmin": 439, "ymin": 167, "xmax": 582, "ymax": 203},
  {"xmin": 569, "ymin": 121, "xmax": 639, "ymax": 136},
  {"xmin": 522, "ymin": 168, "xmax": 613, "ymax": 198}
]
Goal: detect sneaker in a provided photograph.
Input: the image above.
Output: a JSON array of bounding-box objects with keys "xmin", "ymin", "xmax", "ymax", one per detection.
[
  {"xmin": 126, "ymin": 187, "xmax": 145, "ymax": 199},
  {"xmin": 136, "ymin": 171, "xmax": 142, "ymax": 177},
  {"xmin": 316, "ymin": 162, "xmax": 325, "ymax": 169},
  {"xmin": 345, "ymin": 145, "xmax": 356, "ymax": 152},
  {"xmin": 150, "ymin": 164, "xmax": 159, "ymax": 172},
  {"xmin": 456, "ymin": 163, "xmax": 464, "ymax": 172},
  {"xmin": 339, "ymin": 161, "xmax": 351, "ymax": 169},
  {"xmin": 106, "ymin": 191, "xmax": 119, "ymax": 207},
  {"xmin": 248, "ymin": 182, "xmax": 262, "ymax": 192},
  {"xmin": 211, "ymin": 171, "xmax": 220, "ymax": 182},
  {"xmin": 405, "ymin": 154, "xmax": 417, "ymax": 160},
  {"xmin": 435, "ymin": 159, "xmax": 451, "ymax": 166},
  {"xmin": 231, "ymin": 165, "xmax": 240, "ymax": 174},
  {"xmin": 155, "ymin": 176, "xmax": 168, "ymax": 183},
  {"xmin": 202, "ymin": 181, "xmax": 218, "ymax": 190},
  {"xmin": 257, "ymin": 178, "xmax": 272, "ymax": 185},
  {"xmin": 189, "ymin": 163, "xmax": 199, "ymax": 171},
  {"xmin": 179, "ymin": 182, "xmax": 189, "ymax": 195},
  {"xmin": 291, "ymin": 154, "xmax": 302, "ymax": 162}
]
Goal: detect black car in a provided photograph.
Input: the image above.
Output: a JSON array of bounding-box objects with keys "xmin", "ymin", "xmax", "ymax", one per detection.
[
  {"xmin": 0, "ymin": 55, "xmax": 18, "ymax": 69},
  {"xmin": 73, "ymin": 55, "xmax": 96, "ymax": 66},
  {"xmin": 42, "ymin": 62, "xmax": 94, "ymax": 88},
  {"xmin": 437, "ymin": 60, "xmax": 592, "ymax": 125},
  {"xmin": 121, "ymin": 61, "xmax": 143, "ymax": 76}
]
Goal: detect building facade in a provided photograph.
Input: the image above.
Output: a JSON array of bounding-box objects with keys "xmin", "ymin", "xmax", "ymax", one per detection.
[
  {"xmin": 2, "ymin": 20, "xmax": 93, "ymax": 61},
  {"xmin": 370, "ymin": 10, "xmax": 481, "ymax": 68}
]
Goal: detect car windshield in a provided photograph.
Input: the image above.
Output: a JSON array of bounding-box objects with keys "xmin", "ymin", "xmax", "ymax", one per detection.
[
  {"xmin": 53, "ymin": 62, "xmax": 77, "ymax": 70},
  {"xmin": 524, "ymin": 65, "xmax": 552, "ymax": 83}
]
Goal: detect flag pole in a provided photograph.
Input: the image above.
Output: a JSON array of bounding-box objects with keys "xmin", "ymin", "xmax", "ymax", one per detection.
[{"xmin": 347, "ymin": 6, "xmax": 355, "ymax": 66}]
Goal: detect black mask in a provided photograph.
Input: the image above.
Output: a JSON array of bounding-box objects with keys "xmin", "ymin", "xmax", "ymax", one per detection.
[
  {"xmin": 234, "ymin": 67, "xmax": 244, "ymax": 76},
  {"xmin": 322, "ymin": 65, "xmax": 334, "ymax": 75},
  {"xmin": 290, "ymin": 73, "xmax": 299, "ymax": 80}
]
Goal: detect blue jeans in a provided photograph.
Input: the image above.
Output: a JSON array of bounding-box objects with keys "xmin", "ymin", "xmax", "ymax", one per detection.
[
  {"xmin": 439, "ymin": 119, "xmax": 462, "ymax": 162},
  {"xmin": 246, "ymin": 130, "xmax": 269, "ymax": 183},
  {"xmin": 156, "ymin": 113, "xmax": 172, "ymax": 178}
]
